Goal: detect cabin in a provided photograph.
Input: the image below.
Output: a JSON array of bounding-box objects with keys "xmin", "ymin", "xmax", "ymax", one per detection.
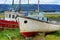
[
  {"xmin": 28, "ymin": 12, "xmax": 48, "ymax": 21},
  {"xmin": 4, "ymin": 11, "xmax": 25, "ymax": 21}
]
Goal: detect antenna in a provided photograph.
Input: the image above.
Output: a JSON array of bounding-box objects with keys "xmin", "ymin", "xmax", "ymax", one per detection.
[
  {"xmin": 18, "ymin": 0, "xmax": 21, "ymax": 13},
  {"xmin": 12, "ymin": 0, "xmax": 14, "ymax": 7},
  {"xmin": 12, "ymin": 0, "xmax": 14, "ymax": 10},
  {"xmin": 27, "ymin": 0, "xmax": 29, "ymax": 13},
  {"xmin": 34, "ymin": 5, "xmax": 36, "ymax": 12},
  {"xmin": 38, "ymin": 0, "xmax": 40, "ymax": 13},
  {"xmin": 10, "ymin": 0, "xmax": 14, "ymax": 11},
  {"xmin": 28, "ymin": 0, "xmax": 29, "ymax": 4}
]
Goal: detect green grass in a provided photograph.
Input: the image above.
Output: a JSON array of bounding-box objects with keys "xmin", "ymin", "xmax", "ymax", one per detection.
[
  {"xmin": 0, "ymin": 13, "xmax": 5, "ymax": 18},
  {"xmin": 46, "ymin": 35, "xmax": 60, "ymax": 40},
  {"xmin": 0, "ymin": 29, "xmax": 60, "ymax": 40},
  {"xmin": 0, "ymin": 13, "xmax": 60, "ymax": 19},
  {"xmin": 46, "ymin": 31, "xmax": 60, "ymax": 40},
  {"xmin": 44, "ymin": 14, "xmax": 60, "ymax": 18},
  {"xmin": 0, "ymin": 28, "xmax": 23, "ymax": 40}
]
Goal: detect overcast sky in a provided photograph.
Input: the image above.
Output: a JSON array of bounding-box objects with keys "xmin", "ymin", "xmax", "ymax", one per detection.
[{"xmin": 0, "ymin": 0, "xmax": 60, "ymax": 5}]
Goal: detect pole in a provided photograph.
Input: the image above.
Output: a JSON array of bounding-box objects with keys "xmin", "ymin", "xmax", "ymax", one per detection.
[
  {"xmin": 38, "ymin": 0, "xmax": 40, "ymax": 13},
  {"xmin": 12, "ymin": 0, "xmax": 14, "ymax": 9},
  {"xmin": 19, "ymin": 0, "xmax": 21, "ymax": 4},
  {"xmin": 18, "ymin": 0, "xmax": 21, "ymax": 12},
  {"xmin": 27, "ymin": 0, "xmax": 29, "ymax": 14},
  {"xmin": 10, "ymin": 0, "xmax": 14, "ymax": 11},
  {"xmin": 28, "ymin": 0, "xmax": 29, "ymax": 4},
  {"xmin": 34, "ymin": 5, "xmax": 36, "ymax": 12}
]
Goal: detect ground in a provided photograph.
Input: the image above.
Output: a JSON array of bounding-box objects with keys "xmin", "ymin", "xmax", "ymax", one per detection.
[{"xmin": 0, "ymin": 28, "xmax": 60, "ymax": 40}]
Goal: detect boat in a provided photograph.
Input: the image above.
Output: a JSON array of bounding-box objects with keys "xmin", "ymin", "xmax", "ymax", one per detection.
[
  {"xmin": 0, "ymin": 0, "xmax": 42, "ymax": 29},
  {"xmin": 16, "ymin": 0, "xmax": 60, "ymax": 37},
  {"xmin": 0, "ymin": 0, "xmax": 25, "ymax": 29},
  {"xmin": 16, "ymin": 15, "xmax": 60, "ymax": 37}
]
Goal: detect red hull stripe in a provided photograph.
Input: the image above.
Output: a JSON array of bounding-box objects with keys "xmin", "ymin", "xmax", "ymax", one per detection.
[
  {"xmin": 20, "ymin": 32, "xmax": 38, "ymax": 37},
  {"xmin": 0, "ymin": 20, "xmax": 19, "ymax": 28}
]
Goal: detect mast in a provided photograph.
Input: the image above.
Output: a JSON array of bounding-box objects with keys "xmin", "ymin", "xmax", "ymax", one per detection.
[
  {"xmin": 18, "ymin": 0, "xmax": 21, "ymax": 12},
  {"xmin": 38, "ymin": 0, "xmax": 40, "ymax": 13},
  {"xmin": 28, "ymin": 0, "xmax": 29, "ymax": 11},
  {"xmin": 28, "ymin": 0, "xmax": 29, "ymax": 4},
  {"xmin": 27, "ymin": 0, "xmax": 29, "ymax": 13},
  {"xmin": 12, "ymin": 0, "xmax": 14, "ymax": 11},
  {"xmin": 10, "ymin": 0, "xmax": 14, "ymax": 11},
  {"xmin": 34, "ymin": 5, "xmax": 36, "ymax": 12},
  {"xmin": 34, "ymin": 0, "xmax": 36, "ymax": 12},
  {"xmin": 12, "ymin": 0, "xmax": 14, "ymax": 7}
]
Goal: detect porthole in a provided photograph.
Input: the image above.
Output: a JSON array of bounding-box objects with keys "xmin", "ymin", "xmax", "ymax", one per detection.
[{"xmin": 24, "ymin": 20, "xmax": 27, "ymax": 24}]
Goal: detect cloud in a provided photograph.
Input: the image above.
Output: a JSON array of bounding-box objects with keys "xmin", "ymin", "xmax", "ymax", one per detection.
[
  {"xmin": 29, "ymin": 0, "xmax": 38, "ymax": 4},
  {"xmin": 55, "ymin": 0, "xmax": 60, "ymax": 5},
  {"xmin": 0, "ymin": 0, "xmax": 5, "ymax": 4},
  {"xmin": 21, "ymin": 0, "xmax": 28, "ymax": 4},
  {"xmin": 40, "ymin": 0, "xmax": 57, "ymax": 4},
  {"xmin": 14, "ymin": 0, "xmax": 19, "ymax": 4},
  {"xmin": 5, "ymin": 0, "xmax": 12, "ymax": 4},
  {"xmin": 0, "ymin": 0, "xmax": 60, "ymax": 5}
]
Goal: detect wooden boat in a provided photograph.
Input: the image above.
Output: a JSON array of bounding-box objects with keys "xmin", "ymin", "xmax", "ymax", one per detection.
[
  {"xmin": 16, "ymin": 16, "xmax": 60, "ymax": 37},
  {"xmin": 0, "ymin": 0, "xmax": 25, "ymax": 29}
]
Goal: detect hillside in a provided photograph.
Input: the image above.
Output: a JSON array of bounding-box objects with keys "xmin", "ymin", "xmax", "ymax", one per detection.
[{"xmin": 0, "ymin": 4, "xmax": 60, "ymax": 12}]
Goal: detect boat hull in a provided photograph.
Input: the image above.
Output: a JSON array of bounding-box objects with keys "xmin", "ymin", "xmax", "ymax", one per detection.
[
  {"xmin": 0, "ymin": 20, "xmax": 19, "ymax": 28},
  {"xmin": 17, "ymin": 16, "xmax": 60, "ymax": 37},
  {"xmin": 21, "ymin": 32, "xmax": 38, "ymax": 37}
]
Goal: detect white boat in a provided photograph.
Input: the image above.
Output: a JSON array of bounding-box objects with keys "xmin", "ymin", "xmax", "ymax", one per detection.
[
  {"xmin": 16, "ymin": 0, "xmax": 60, "ymax": 37},
  {"xmin": 16, "ymin": 16, "xmax": 60, "ymax": 37}
]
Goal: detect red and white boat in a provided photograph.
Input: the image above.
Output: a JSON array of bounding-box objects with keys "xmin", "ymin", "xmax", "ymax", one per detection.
[
  {"xmin": 16, "ymin": 0, "xmax": 60, "ymax": 38},
  {"xmin": 17, "ymin": 16, "xmax": 60, "ymax": 37},
  {"xmin": 0, "ymin": 0, "xmax": 25, "ymax": 29},
  {"xmin": 0, "ymin": 11, "xmax": 25, "ymax": 29}
]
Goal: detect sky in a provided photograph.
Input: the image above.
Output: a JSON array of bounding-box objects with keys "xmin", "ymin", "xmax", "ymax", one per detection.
[{"xmin": 0, "ymin": 0, "xmax": 60, "ymax": 5}]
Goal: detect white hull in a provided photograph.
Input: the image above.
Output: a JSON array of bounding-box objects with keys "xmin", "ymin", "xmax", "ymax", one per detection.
[{"xmin": 17, "ymin": 16, "xmax": 60, "ymax": 32}]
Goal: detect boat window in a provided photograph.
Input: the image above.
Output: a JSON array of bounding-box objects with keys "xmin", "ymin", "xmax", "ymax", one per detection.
[
  {"xmin": 24, "ymin": 20, "xmax": 27, "ymax": 24},
  {"xmin": 12, "ymin": 15, "xmax": 15, "ymax": 18},
  {"xmin": 9, "ymin": 14, "xmax": 11, "ymax": 18}
]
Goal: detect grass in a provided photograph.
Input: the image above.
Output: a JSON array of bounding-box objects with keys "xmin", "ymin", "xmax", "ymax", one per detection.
[
  {"xmin": 46, "ymin": 35, "xmax": 60, "ymax": 40},
  {"xmin": 0, "ymin": 13, "xmax": 5, "ymax": 18},
  {"xmin": 0, "ymin": 13, "xmax": 60, "ymax": 19},
  {"xmin": 0, "ymin": 28, "xmax": 23, "ymax": 40},
  {"xmin": 46, "ymin": 31, "xmax": 60, "ymax": 40},
  {"xmin": 44, "ymin": 14, "xmax": 60, "ymax": 18},
  {"xmin": 1, "ymin": 29, "xmax": 60, "ymax": 40}
]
